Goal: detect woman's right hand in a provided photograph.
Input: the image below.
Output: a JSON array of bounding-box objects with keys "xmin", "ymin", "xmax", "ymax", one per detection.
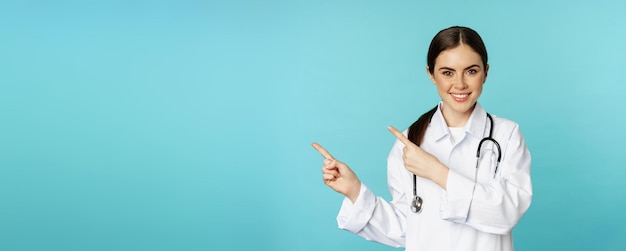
[{"xmin": 312, "ymin": 142, "xmax": 361, "ymax": 203}]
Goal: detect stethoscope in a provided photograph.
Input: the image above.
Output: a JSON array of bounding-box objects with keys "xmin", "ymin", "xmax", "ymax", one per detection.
[{"xmin": 411, "ymin": 113, "xmax": 502, "ymax": 214}]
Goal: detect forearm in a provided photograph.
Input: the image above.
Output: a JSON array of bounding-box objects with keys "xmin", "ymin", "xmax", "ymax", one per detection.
[
  {"xmin": 441, "ymin": 168, "xmax": 532, "ymax": 234},
  {"xmin": 428, "ymin": 162, "xmax": 449, "ymax": 190},
  {"xmin": 337, "ymin": 184, "xmax": 407, "ymax": 248}
]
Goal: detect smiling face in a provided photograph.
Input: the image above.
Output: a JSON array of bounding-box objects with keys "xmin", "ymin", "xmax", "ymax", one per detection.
[{"xmin": 427, "ymin": 44, "xmax": 489, "ymax": 126}]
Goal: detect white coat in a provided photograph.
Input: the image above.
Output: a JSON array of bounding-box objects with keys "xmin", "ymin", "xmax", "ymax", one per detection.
[{"xmin": 336, "ymin": 102, "xmax": 532, "ymax": 251}]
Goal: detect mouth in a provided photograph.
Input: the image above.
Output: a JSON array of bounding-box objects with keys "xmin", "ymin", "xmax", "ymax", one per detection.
[{"xmin": 450, "ymin": 93, "xmax": 470, "ymax": 102}]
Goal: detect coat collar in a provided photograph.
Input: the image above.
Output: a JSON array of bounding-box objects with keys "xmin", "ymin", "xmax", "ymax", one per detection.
[{"xmin": 430, "ymin": 101, "xmax": 488, "ymax": 142}]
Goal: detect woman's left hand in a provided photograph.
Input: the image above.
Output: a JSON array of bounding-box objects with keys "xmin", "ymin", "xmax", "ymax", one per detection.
[{"xmin": 388, "ymin": 126, "xmax": 449, "ymax": 189}]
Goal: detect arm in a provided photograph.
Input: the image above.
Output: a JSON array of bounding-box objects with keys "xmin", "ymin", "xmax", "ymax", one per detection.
[
  {"xmin": 336, "ymin": 140, "xmax": 409, "ymax": 247},
  {"xmin": 440, "ymin": 124, "xmax": 532, "ymax": 234}
]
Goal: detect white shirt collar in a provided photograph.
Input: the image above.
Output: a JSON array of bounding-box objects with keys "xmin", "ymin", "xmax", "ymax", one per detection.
[{"xmin": 430, "ymin": 101, "xmax": 488, "ymax": 141}]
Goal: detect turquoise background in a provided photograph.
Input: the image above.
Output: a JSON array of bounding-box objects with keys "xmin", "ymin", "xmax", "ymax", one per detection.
[{"xmin": 1, "ymin": 0, "xmax": 625, "ymax": 250}]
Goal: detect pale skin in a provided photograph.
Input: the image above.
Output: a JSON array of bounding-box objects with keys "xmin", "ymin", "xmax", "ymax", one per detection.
[
  {"xmin": 312, "ymin": 127, "xmax": 448, "ymax": 203},
  {"xmin": 313, "ymin": 44, "xmax": 488, "ymax": 203}
]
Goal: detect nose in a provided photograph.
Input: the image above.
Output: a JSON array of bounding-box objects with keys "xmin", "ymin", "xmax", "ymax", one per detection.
[{"xmin": 453, "ymin": 74, "xmax": 468, "ymax": 90}]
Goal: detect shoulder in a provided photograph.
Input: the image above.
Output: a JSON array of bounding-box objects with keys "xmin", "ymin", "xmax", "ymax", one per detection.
[
  {"xmin": 490, "ymin": 114, "xmax": 519, "ymax": 131},
  {"xmin": 489, "ymin": 114, "xmax": 526, "ymax": 143}
]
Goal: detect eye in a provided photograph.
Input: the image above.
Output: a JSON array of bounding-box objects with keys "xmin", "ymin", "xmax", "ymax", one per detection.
[
  {"xmin": 467, "ymin": 69, "xmax": 477, "ymax": 75},
  {"xmin": 442, "ymin": 71, "xmax": 453, "ymax": 76}
]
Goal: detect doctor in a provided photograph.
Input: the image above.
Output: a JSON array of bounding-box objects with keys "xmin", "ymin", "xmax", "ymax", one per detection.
[{"xmin": 312, "ymin": 26, "xmax": 532, "ymax": 251}]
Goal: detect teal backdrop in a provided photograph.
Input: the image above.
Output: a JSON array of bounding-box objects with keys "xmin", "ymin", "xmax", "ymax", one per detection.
[{"xmin": 1, "ymin": 0, "xmax": 625, "ymax": 250}]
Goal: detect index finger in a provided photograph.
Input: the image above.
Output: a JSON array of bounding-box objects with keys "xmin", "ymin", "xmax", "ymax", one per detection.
[
  {"xmin": 311, "ymin": 142, "xmax": 335, "ymax": 160},
  {"xmin": 387, "ymin": 126, "xmax": 415, "ymax": 147}
]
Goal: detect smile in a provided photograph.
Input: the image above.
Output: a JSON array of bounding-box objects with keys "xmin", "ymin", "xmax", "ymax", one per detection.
[
  {"xmin": 451, "ymin": 93, "xmax": 469, "ymax": 98},
  {"xmin": 450, "ymin": 93, "xmax": 470, "ymax": 102}
]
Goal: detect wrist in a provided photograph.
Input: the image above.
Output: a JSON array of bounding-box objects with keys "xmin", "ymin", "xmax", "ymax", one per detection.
[
  {"xmin": 346, "ymin": 181, "xmax": 361, "ymax": 203},
  {"xmin": 431, "ymin": 163, "xmax": 449, "ymax": 190}
]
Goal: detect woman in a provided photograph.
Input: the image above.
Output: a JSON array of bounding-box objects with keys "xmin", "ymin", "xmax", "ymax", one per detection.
[{"xmin": 312, "ymin": 26, "xmax": 532, "ymax": 251}]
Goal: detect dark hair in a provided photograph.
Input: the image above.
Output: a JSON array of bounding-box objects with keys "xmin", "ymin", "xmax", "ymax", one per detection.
[
  {"xmin": 409, "ymin": 26, "xmax": 488, "ymax": 146},
  {"xmin": 427, "ymin": 26, "xmax": 488, "ymax": 74}
]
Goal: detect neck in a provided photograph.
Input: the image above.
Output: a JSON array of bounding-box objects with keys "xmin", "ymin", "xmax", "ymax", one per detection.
[{"xmin": 441, "ymin": 104, "xmax": 476, "ymax": 127}]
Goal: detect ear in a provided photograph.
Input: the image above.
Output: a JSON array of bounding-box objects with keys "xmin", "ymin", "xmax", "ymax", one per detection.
[
  {"xmin": 483, "ymin": 64, "xmax": 490, "ymax": 83},
  {"xmin": 426, "ymin": 66, "xmax": 436, "ymax": 84}
]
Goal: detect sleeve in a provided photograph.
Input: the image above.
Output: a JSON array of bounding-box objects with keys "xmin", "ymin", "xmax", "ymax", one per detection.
[
  {"xmin": 439, "ymin": 124, "xmax": 532, "ymax": 234},
  {"xmin": 335, "ymin": 139, "xmax": 409, "ymax": 247}
]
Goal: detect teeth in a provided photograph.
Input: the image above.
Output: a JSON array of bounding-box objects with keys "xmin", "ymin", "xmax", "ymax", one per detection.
[{"xmin": 451, "ymin": 93, "xmax": 468, "ymax": 98}]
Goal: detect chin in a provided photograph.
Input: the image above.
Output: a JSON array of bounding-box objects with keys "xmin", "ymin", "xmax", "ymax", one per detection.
[{"xmin": 445, "ymin": 100, "xmax": 477, "ymax": 113}]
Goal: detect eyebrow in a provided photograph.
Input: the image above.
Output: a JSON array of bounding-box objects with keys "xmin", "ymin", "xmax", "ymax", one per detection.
[{"xmin": 438, "ymin": 64, "xmax": 481, "ymax": 71}]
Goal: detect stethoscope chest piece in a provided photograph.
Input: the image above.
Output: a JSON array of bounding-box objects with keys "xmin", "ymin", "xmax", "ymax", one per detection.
[
  {"xmin": 408, "ymin": 112, "xmax": 501, "ymax": 214},
  {"xmin": 411, "ymin": 196, "xmax": 423, "ymax": 213}
]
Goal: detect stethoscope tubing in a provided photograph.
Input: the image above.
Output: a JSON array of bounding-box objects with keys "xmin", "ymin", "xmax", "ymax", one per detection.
[{"xmin": 411, "ymin": 113, "xmax": 502, "ymax": 214}]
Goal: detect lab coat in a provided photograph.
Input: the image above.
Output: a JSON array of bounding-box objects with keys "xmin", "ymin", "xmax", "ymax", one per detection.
[{"xmin": 336, "ymin": 102, "xmax": 532, "ymax": 251}]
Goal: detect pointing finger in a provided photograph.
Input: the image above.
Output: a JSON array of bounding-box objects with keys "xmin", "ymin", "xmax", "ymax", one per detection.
[
  {"xmin": 311, "ymin": 142, "xmax": 335, "ymax": 160},
  {"xmin": 387, "ymin": 126, "xmax": 415, "ymax": 147}
]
